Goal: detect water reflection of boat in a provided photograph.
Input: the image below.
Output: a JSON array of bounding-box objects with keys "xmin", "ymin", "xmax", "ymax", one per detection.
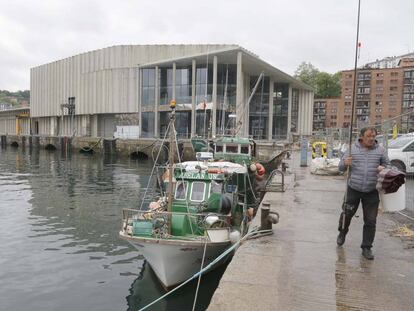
[{"xmin": 126, "ymin": 260, "xmax": 230, "ymax": 311}]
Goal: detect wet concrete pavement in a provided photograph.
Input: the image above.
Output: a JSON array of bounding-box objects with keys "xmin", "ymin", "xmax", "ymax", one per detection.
[{"xmin": 209, "ymin": 161, "xmax": 414, "ymax": 310}]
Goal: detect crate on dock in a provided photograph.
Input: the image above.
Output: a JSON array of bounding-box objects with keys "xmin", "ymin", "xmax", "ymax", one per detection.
[{"xmin": 132, "ymin": 220, "xmax": 153, "ymax": 236}]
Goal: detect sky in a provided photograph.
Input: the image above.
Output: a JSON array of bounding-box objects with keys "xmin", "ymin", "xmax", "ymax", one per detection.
[{"xmin": 0, "ymin": 0, "xmax": 413, "ymax": 91}]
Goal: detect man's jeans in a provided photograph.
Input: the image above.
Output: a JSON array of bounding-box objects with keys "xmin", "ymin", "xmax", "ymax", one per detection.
[{"xmin": 338, "ymin": 186, "xmax": 380, "ymax": 249}]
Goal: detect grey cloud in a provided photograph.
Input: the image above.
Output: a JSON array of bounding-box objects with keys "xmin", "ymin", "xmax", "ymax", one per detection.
[{"xmin": 0, "ymin": 0, "xmax": 414, "ymax": 91}]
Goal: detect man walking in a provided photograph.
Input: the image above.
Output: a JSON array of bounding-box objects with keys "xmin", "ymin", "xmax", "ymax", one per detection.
[{"xmin": 337, "ymin": 127, "xmax": 389, "ymax": 260}]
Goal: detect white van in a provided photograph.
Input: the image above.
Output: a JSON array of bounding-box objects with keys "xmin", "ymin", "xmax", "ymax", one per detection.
[{"xmin": 387, "ymin": 134, "xmax": 414, "ymax": 173}]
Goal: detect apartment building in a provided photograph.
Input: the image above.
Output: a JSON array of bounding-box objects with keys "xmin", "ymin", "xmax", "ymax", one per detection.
[
  {"xmin": 313, "ymin": 98, "xmax": 339, "ymax": 131},
  {"xmin": 313, "ymin": 56, "xmax": 414, "ymax": 132}
]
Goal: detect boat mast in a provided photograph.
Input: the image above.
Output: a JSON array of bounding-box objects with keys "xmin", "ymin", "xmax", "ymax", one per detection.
[
  {"xmin": 168, "ymin": 99, "xmax": 176, "ymax": 233},
  {"xmin": 234, "ymin": 71, "xmax": 264, "ymax": 136}
]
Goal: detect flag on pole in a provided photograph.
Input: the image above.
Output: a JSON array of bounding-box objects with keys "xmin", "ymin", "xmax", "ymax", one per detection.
[{"xmin": 196, "ymin": 102, "xmax": 213, "ymax": 110}]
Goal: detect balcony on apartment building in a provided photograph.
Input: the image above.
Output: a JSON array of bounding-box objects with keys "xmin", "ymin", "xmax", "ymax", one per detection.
[
  {"xmin": 357, "ymin": 73, "xmax": 372, "ymax": 80},
  {"xmin": 313, "ymin": 116, "xmax": 326, "ymax": 121}
]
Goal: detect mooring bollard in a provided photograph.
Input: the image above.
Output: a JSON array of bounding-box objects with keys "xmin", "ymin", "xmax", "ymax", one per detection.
[{"xmin": 260, "ymin": 201, "xmax": 279, "ymax": 230}]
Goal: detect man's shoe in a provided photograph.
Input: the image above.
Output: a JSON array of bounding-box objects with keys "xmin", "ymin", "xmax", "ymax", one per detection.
[
  {"xmin": 337, "ymin": 231, "xmax": 346, "ymax": 246},
  {"xmin": 362, "ymin": 248, "xmax": 374, "ymax": 260}
]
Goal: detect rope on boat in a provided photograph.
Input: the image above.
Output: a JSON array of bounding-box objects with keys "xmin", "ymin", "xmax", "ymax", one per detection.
[
  {"xmin": 173, "ymin": 122, "xmax": 195, "ymax": 235},
  {"xmin": 137, "ymin": 228, "xmax": 273, "ymax": 311},
  {"xmin": 243, "ymin": 160, "xmax": 258, "ymax": 202},
  {"xmin": 139, "ymin": 123, "xmax": 170, "ymax": 211},
  {"xmin": 192, "ymin": 237, "xmax": 208, "ymax": 311}
]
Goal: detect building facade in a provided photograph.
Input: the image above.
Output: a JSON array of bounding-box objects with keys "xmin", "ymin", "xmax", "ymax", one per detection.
[
  {"xmin": 0, "ymin": 108, "xmax": 31, "ymax": 136},
  {"xmin": 312, "ymin": 57, "xmax": 414, "ymax": 132},
  {"xmin": 27, "ymin": 45, "xmax": 314, "ymax": 141},
  {"xmin": 313, "ymin": 98, "xmax": 340, "ymax": 131}
]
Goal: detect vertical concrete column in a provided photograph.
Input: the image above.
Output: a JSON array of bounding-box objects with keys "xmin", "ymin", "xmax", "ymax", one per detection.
[
  {"xmin": 297, "ymin": 90, "xmax": 303, "ymax": 135},
  {"xmin": 304, "ymin": 91, "xmax": 310, "ymax": 135},
  {"xmin": 212, "ymin": 55, "xmax": 218, "ymax": 137},
  {"xmin": 299, "ymin": 90, "xmax": 313, "ymax": 136},
  {"xmin": 268, "ymin": 80, "xmax": 274, "ymax": 141},
  {"xmin": 244, "ymin": 76, "xmax": 250, "ymax": 136},
  {"xmin": 303, "ymin": 91, "xmax": 308, "ymax": 135},
  {"xmin": 154, "ymin": 66, "xmax": 159, "ymax": 138},
  {"xmin": 51, "ymin": 117, "xmax": 57, "ymax": 136},
  {"xmin": 302, "ymin": 90, "xmax": 307, "ymax": 135},
  {"xmin": 287, "ymin": 85, "xmax": 293, "ymax": 136},
  {"xmin": 308, "ymin": 91, "xmax": 314, "ymax": 135},
  {"xmin": 191, "ymin": 59, "xmax": 196, "ymax": 137},
  {"xmin": 86, "ymin": 115, "xmax": 91, "ymax": 137},
  {"xmin": 172, "ymin": 62, "xmax": 176, "ymax": 100},
  {"xmin": 91, "ymin": 115, "xmax": 98, "ymax": 137},
  {"xmin": 138, "ymin": 68, "xmax": 142, "ymax": 138},
  {"xmin": 236, "ymin": 51, "xmax": 244, "ymax": 135}
]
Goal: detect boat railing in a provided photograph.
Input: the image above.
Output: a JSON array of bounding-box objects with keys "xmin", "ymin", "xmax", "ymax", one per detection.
[{"xmin": 121, "ymin": 208, "xmax": 231, "ymax": 240}]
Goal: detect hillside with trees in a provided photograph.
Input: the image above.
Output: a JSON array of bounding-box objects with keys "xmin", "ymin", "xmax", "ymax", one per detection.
[{"xmin": 0, "ymin": 90, "xmax": 30, "ymax": 107}]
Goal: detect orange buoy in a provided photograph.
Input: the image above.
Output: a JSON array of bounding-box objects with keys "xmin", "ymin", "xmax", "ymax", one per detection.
[
  {"xmin": 255, "ymin": 163, "xmax": 266, "ymax": 176},
  {"xmin": 208, "ymin": 168, "xmax": 221, "ymax": 174}
]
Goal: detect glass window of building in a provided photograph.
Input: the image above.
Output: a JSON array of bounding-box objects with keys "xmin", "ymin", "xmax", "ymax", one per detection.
[
  {"xmin": 195, "ymin": 65, "xmax": 213, "ymax": 104},
  {"xmin": 175, "ymin": 67, "xmax": 192, "ymax": 104},
  {"xmin": 290, "ymin": 89, "xmax": 299, "ymax": 133},
  {"xmin": 249, "ymin": 76, "xmax": 269, "ymax": 140},
  {"xmin": 159, "ymin": 111, "xmax": 191, "ymax": 139},
  {"xmin": 142, "ymin": 68, "xmax": 155, "ymax": 107},
  {"xmin": 216, "ymin": 64, "xmax": 237, "ymax": 135},
  {"xmin": 159, "ymin": 67, "xmax": 173, "ymax": 105},
  {"xmin": 141, "ymin": 112, "xmax": 155, "ymax": 138},
  {"xmin": 273, "ymin": 83, "xmax": 289, "ymax": 139},
  {"xmin": 196, "ymin": 110, "xmax": 211, "ymax": 137},
  {"xmin": 195, "ymin": 65, "xmax": 213, "ymax": 137}
]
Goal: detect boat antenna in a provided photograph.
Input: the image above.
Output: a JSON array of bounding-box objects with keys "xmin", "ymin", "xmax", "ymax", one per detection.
[
  {"xmin": 168, "ymin": 99, "xmax": 177, "ymax": 234},
  {"xmin": 348, "ymin": 0, "xmax": 361, "ymax": 154}
]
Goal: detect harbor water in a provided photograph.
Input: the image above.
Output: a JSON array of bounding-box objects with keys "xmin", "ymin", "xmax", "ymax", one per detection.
[{"xmin": 0, "ymin": 147, "xmax": 225, "ymax": 311}]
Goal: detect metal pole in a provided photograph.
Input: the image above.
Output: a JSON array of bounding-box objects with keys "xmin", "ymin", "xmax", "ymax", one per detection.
[
  {"xmin": 348, "ymin": 0, "xmax": 362, "ymax": 155},
  {"xmin": 341, "ymin": 0, "xmax": 362, "ymax": 231},
  {"xmin": 168, "ymin": 100, "xmax": 176, "ymax": 234}
]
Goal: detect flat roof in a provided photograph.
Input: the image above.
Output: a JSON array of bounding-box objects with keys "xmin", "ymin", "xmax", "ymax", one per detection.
[{"xmin": 139, "ymin": 46, "xmax": 313, "ymax": 91}]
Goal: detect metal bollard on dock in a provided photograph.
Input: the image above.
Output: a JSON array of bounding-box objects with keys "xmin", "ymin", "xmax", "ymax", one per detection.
[{"xmin": 260, "ymin": 201, "xmax": 279, "ymax": 231}]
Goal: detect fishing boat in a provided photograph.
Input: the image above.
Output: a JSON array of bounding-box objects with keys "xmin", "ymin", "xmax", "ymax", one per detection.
[
  {"xmin": 119, "ymin": 102, "xmax": 264, "ymax": 289},
  {"xmin": 191, "ymin": 135, "xmax": 288, "ymax": 175}
]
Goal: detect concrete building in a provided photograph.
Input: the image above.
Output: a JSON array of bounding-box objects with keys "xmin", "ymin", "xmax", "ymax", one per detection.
[
  {"xmin": 0, "ymin": 107, "xmax": 30, "ymax": 136},
  {"xmin": 363, "ymin": 52, "xmax": 414, "ymax": 69},
  {"xmin": 28, "ymin": 44, "xmax": 314, "ymax": 141},
  {"xmin": 341, "ymin": 61, "xmax": 414, "ymax": 131},
  {"xmin": 313, "ymin": 98, "xmax": 340, "ymax": 131}
]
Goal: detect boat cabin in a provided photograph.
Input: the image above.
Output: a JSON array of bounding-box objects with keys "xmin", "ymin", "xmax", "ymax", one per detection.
[{"xmin": 213, "ymin": 137, "xmax": 255, "ymax": 164}]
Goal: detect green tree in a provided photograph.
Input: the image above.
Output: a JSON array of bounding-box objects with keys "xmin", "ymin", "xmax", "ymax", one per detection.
[
  {"xmin": 315, "ymin": 72, "xmax": 341, "ymax": 98},
  {"xmin": 294, "ymin": 62, "xmax": 319, "ymax": 89},
  {"xmin": 294, "ymin": 62, "xmax": 341, "ymax": 98}
]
